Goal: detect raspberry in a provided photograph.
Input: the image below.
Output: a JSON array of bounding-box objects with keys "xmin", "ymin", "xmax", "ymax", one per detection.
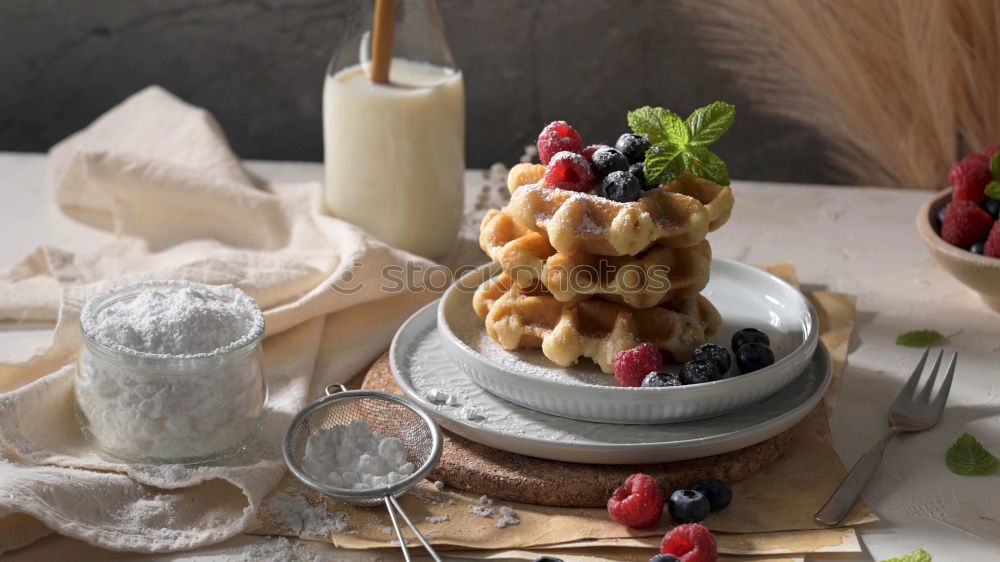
[
  {"xmin": 949, "ymin": 153, "xmax": 992, "ymax": 202},
  {"xmin": 983, "ymin": 144, "xmax": 1000, "ymax": 158},
  {"xmin": 984, "ymin": 221, "xmax": 1000, "ymax": 258},
  {"xmin": 537, "ymin": 121, "xmax": 584, "ymax": 165},
  {"xmin": 582, "ymin": 144, "xmax": 610, "ymax": 161},
  {"xmin": 941, "ymin": 200, "xmax": 994, "ymax": 249},
  {"xmin": 660, "ymin": 524, "xmax": 718, "ymax": 562},
  {"xmin": 607, "ymin": 473, "xmax": 664, "ymax": 528},
  {"xmin": 613, "ymin": 343, "xmax": 663, "ymax": 387},
  {"xmin": 544, "ymin": 151, "xmax": 597, "ymax": 193}
]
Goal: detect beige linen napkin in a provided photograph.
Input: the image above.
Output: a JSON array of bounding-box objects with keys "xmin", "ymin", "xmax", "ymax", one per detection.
[{"xmin": 0, "ymin": 86, "xmax": 438, "ymax": 553}]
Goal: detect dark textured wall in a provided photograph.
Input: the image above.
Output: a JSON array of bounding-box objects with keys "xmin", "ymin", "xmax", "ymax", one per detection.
[{"xmin": 0, "ymin": 0, "xmax": 831, "ymax": 182}]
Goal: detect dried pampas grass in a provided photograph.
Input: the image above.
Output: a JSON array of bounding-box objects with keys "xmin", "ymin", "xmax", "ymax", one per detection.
[{"xmin": 683, "ymin": 0, "xmax": 1000, "ymax": 188}]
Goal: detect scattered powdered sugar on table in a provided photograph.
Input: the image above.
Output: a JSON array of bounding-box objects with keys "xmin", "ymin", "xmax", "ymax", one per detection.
[
  {"xmin": 260, "ymin": 489, "xmax": 356, "ymax": 537},
  {"xmin": 424, "ymin": 515, "xmax": 449, "ymax": 523},
  {"xmin": 301, "ymin": 420, "xmax": 415, "ymax": 490},
  {"xmin": 468, "ymin": 495, "xmax": 520, "ymax": 528},
  {"xmin": 434, "ymin": 480, "xmax": 446, "ymax": 491},
  {"xmin": 470, "ymin": 505, "xmax": 494, "ymax": 517}
]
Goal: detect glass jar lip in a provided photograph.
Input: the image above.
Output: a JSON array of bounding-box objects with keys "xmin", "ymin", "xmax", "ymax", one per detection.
[{"xmin": 80, "ymin": 280, "xmax": 265, "ymax": 361}]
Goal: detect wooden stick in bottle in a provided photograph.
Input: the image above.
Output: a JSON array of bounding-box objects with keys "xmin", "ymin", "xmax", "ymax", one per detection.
[{"xmin": 369, "ymin": 0, "xmax": 397, "ymax": 84}]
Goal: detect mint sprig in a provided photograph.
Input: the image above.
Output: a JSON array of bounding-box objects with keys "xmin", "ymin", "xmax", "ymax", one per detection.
[
  {"xmin": 946, "ymin": 433, "xmax": 999, "ymax": 476},
  {"xmin": 629, "ymin": 102, "xmax": 735, "ymax": 187},
  {"xmin": 881, "ymin": 548, "xmax": 932, "ymax": 562},
  {"xmin": 895, "ymin": 329, "xmax": 944, "ymax": 347},
  {"xmin": 990, "ymin": 151, "xmax": 1000, "ymax": 180}
]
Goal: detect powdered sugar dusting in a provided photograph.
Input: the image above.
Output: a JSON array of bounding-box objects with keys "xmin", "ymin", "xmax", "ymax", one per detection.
[
  {"xmin": 464, "ymin": 325, "xmax": 615, "ymax": 387},
  {"xmin": 260, "ymin": 489, "xmax": 356, "ymax": 537}
]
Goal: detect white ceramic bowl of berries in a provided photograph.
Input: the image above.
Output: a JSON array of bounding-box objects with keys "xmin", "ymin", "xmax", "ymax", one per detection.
[{"xmin": 917, "ymin": 144, "xmax": 1000, "ymax": 311}]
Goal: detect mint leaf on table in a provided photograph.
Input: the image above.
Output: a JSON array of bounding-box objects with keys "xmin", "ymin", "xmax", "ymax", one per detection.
[
  {"xmin": 686, "ymin": 101, "xmax": 736, "ymax": 147},
  {"xmin": 985, "ymin": 180, "xmax": 1000, "ymax": 200},
  {"xmin": 895, "ymin": 329, "xmax": 944, "ymax": 347},
  {"xmin": 990, "ymin": 151, "xmax": 1000, "ymax": 179},
  {"xmin": 946, "ymin": 433, "xmax": 999, "ymax": 476},
  {"xmin": 881, "ymin": 548, "xmax": 932, "ymax": 562},
  {"xmin": 629, "ymin": 101, "xmax": 734, "ymax": 186}
]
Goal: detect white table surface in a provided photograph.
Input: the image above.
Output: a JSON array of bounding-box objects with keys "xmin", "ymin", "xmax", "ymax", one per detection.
[{"xmin": 2, "ymin": 151, "xmax": 999, "ymax": 561}]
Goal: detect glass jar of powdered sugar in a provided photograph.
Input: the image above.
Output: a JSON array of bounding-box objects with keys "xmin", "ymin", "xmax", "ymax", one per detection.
[{"xmin": 75, "ymin": 280, "xmax": 266, "ymax": 464}]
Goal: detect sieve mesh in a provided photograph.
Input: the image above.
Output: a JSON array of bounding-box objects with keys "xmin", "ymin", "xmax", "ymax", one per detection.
[{"xmin": 283, "ymin": 389, "xmax": 442, "ymax": 507}]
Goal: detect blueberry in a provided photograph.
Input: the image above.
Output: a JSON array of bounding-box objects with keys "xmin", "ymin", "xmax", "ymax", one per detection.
[
  {"xmin": 679, "ymin": 360, "xmax": 722, "ymax": 385},
  {"xmin": 971, "ymin": 241, "xmax": 986, "ymax": 254},
  {"xmin": 981, "ymin": 198, "xmax": 1000, "ymax": 220},
  {"xmin": 731, "ymin": 328, "xmax": 770, "ymax": 352},
  {"xmin": 692, "ymin": 343, "xmax": 732, "ymax": 375},
  {"xmin": 615, "ymin": 133, "xmax": 652, "ymax": 164},
  {"xmin": 736, "ymin": 342, "xmax": 775, "ymax": 374},
  {"xmin": 691, "ymin": 478, "xmax": 732, "ymax": 512},
  {"xmin": 642, "ymin": 371, "xmax": 682, "ymax": 388},
  {"xmin": 629, "ymin": 162, "xmax": 656, "ymax": 190},
  {"xmin": 533, "ymin": 557, "xmax": 564, "ymax": 562},
  {"xmin": 936, "ymin": 204, "xmax": 948, "ymax": 230},
  {"xmin": 601, "ymin": 170, "xmax": 642, "ymax": 202},
  {"xmin": 667, "ymin": 489, "xmax": 710, "ymax": 524},
  {"xmin": 591, "ymin": 147, "xmax": 629, "ymax": 178},
  {"xmin": 650, "ymin": 556, "xmax": 681, "ymax": 562}
]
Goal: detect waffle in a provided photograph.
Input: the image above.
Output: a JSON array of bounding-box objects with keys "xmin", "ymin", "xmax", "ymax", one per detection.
[
  {"xmin": 480, "ymin": 209, "xmax": 712, "ymax": 308},
  {"xmin": 503, "ymin": 163, "xmax": 734, "ymax": 256},
  {"xmin": 473, "ymin": 272, "xmax": 722, "ymax": 373}
]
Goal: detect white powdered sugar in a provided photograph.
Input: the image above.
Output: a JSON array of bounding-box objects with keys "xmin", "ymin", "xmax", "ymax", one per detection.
[
  {"xmin": 261, "ymin": 489, "xmax": 355, "ymax": 537},
  {"xmin": 470, "ymin": 505, "xmax": 494, "ymax": 517},
  {"xmin": 301, "ymin": 420, "xmax": 415, "ymax": 490},
  {"xmin": 460, "ymin": 405, "xmax": 485, "ymax": 421},
  {"xmin": 424, "ymin": 514, "xmax": 449, "ymax": 523},
  {"xmin": 75, "ymin": 280, "xmax": 266, "ymax": 461},
  {"xmin": 82, "ymin": 281, "xmax": 263, "ymax": 358},
  {"xmin": 468, "ymin": 495, "xmax": 520, "ymax": 528}
]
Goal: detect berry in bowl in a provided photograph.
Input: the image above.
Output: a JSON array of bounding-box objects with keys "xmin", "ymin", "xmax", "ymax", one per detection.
[{"xmin": 916, "ymin": 144, "xmax": 1000, "ymax": 310}]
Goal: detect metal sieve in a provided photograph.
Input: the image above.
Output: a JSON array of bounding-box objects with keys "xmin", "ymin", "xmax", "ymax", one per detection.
[{"xmin": 283, "ymin": 384, "xmax": 443, "ymax": 562}]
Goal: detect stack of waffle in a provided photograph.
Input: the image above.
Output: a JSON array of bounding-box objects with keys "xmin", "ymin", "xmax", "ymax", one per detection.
[{"xmin": 474, "ymin": 162, "xmax": 735, "ymax": 374}]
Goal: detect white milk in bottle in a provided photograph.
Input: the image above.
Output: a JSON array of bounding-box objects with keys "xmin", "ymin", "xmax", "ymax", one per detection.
[{"xmin": 323, "ymin": 58, "xmax": 464, "ymax": 258}]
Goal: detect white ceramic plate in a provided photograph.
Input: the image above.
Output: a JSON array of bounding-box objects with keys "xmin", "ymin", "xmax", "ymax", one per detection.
[
  {"xmin": 389, "ymin": 302, "xmax": 831, "ymax": 464},
  {"xmin": 436, "ymin": 259, "xmax": 818, "ymax": 423}
]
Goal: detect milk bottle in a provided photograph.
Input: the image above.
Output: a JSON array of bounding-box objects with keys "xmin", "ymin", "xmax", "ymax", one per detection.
[{"xmin": 323, "ymin": 0, "xmax": 464, "ymax": 258}]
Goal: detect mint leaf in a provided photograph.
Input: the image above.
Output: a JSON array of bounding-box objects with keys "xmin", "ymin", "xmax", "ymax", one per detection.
[
  {"xmin": 643, "ymin": 143, "xmax": 686, "ymax": 185},
  {"xmin": 682, "ymin": 146, "xmax": 730, "ymax": 186},
  {"xmin": 991, "ymin": 151, "xmax": 1000, "ymax": 179},
  {"xmin": 686, "ymin": 101, "xmax": 736, "ymax": 147},
  {"xmin": 627, "ymin": 106, "xmax": 685, "ymax": 146},
  {"xmin": 895, "ymin": 329, "xmax": 943, "ymax": 347},
  {"xmin": 881, "ymin": 548, "xmax": 932, "ymax": 562},
  {"xmin": 661, "ymin": 112, "xmax": 689, "ymax": 147},
  {"xmin": 986, "ymin": 180, "xmax": 1000, "ymax": 200},
  {"xmin": 946, "ymin": 433, "xmax": 999, "ymax": 476}
]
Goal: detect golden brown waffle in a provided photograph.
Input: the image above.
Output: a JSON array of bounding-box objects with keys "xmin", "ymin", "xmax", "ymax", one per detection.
[
  {"xmin": 473, "ymin": 272, "xmax": 722, "ymax": 374},
  {"xmin": 503, "ymin": 163, "xmax": 734, "ymax": 256},
  {"xmin": 480, "ymin": 209, "xmax": 712, "ymax": 308}
]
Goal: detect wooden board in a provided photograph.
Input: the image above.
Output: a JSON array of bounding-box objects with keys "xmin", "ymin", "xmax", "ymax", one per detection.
[{"xmin": 361, "ymin": 353, "xmax": 798, "ymax": 507}]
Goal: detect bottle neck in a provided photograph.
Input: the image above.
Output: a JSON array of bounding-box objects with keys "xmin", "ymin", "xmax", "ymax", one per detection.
[{"xmin": 332, "ymin": 0, "xmax": 456, "ymax": 76}]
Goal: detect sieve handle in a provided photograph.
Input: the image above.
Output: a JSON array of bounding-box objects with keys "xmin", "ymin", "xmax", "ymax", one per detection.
[
  {"xmin": 388, "ymin": 495, "xmax": 443, "ymax": 562},
  {"xmin": 383, "ymin": 496, "xmax": 412, "ymax": 562},
  {"xmin": 324, "ymin": 384, "xmax": 348, "ymax": 396}
]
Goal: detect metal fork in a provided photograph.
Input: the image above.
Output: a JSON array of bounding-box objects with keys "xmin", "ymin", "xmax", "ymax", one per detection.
[{"xmin": 815, "ymin": 348, "xmax": 958, "ymax": 526}]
